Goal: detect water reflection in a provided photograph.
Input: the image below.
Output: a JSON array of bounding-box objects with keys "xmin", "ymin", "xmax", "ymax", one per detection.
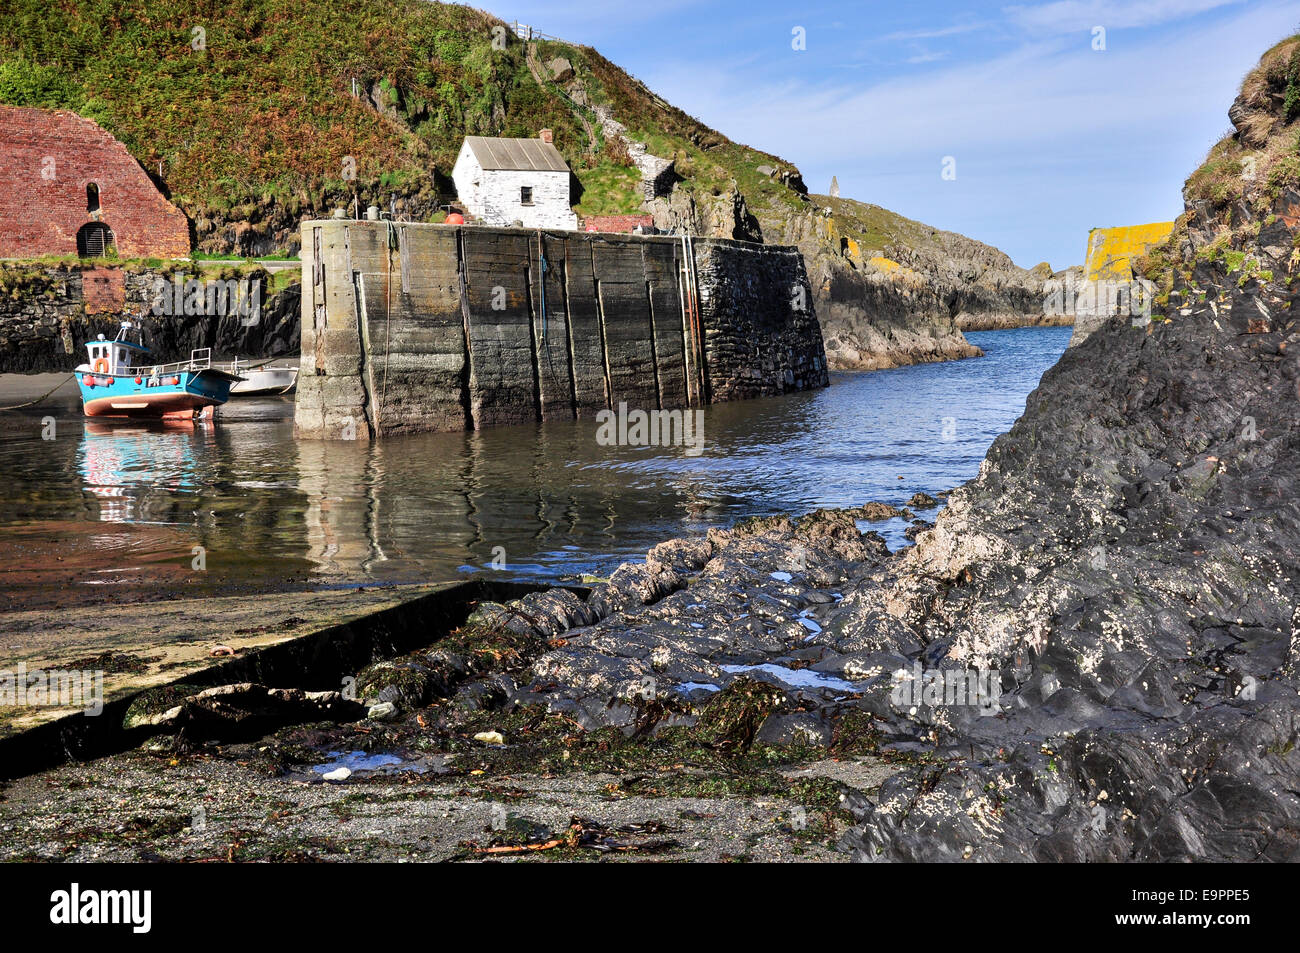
[
  {"xmin": 0, "ymin": 327, "xmax": 1073, "ymax": 601},
  {"xmin": 78, "ymin": 420, "xmax": 216, "ymax": 523}
]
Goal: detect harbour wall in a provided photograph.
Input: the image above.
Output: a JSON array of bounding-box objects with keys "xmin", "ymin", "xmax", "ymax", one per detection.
[{"xmin": 293, "ymin": 220, "xmax": 828, "ymax": 439}]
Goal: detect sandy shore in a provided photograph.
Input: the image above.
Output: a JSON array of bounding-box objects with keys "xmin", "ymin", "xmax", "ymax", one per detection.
[{"xmin": 0, "ymin": 371, "xmax": 79, "ymax": 409}]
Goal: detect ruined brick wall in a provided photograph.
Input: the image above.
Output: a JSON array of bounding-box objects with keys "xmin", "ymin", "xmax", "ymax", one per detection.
[
  {"xmin": 295, "ymin": 220, "xmax": 828, "ymax": 439},
  {"xmin": 82, "ymin": 267, "xmax": 125, "ymax": 314},
  {"xmin": 0, "ymin": 105, "xmax": 191, "ymax": 260}
]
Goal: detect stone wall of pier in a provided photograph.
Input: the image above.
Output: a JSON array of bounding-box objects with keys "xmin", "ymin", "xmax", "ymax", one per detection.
[{"xmin": 293, "ymin": 220, "xmax": 828, "ymax": 439}]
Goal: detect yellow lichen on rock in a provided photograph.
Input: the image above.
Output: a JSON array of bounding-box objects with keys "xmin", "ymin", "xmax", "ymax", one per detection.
[{"xmin": 1084, "ymin": 223, "xmax": 1176, "ymax": 283}]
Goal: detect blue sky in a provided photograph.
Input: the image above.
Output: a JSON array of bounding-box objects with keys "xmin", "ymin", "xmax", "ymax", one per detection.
[{"xmin": 496, "ymin": 0, "xmax": 1300, "ymax": 268}]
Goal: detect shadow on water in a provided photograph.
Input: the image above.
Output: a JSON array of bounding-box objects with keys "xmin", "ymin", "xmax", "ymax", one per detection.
[{"xmin": 0, "ymin": 327, "xmax": 1071, "ymax": 604}]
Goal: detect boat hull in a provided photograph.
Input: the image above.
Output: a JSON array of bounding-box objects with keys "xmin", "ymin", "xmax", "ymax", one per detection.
[
  {"xmin": 77, "ymin": 368, "xmax": 239, "ymax": 419},
  {"xmin": 229, "ymin": 366, "xmax": 298, "ymax": 397}
]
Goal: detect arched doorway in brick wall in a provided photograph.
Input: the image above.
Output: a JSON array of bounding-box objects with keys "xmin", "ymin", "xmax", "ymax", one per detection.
[{"xmin": 76, "ymin": 222, "xmax": 114, "ymax": 258}]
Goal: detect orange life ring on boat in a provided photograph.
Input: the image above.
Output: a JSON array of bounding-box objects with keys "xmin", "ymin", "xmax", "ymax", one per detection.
[{"xmin": 93, "ymin": 358, "xmax": 109, "ymax": 374}]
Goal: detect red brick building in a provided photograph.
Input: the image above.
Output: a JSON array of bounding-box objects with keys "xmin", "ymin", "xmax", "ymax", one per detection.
[
  {"xmin": 582, "ymin": 213, "xmax": 655, "ymax": 234},
  {"xmin": 0, "ymin": 105, "xmax": 190, "ymax": 259}
]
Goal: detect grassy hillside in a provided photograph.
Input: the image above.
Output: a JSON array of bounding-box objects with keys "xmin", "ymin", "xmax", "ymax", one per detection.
[
  {"xmin": 0, "ymin": 0, "xmax": 806, "ymax": 251},
  {"xmin": 810, "ymin": 193, "xmax": 1041, "ymax": 284},
  {"xmin": 1138, "ymin": 34, "xmax": 1300, "ymax": 303}
]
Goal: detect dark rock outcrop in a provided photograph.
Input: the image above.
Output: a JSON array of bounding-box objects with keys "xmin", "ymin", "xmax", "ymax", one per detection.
[
  {"xmin": 754, "ymin": 196, "xmax": 1058, "ymax": 371},
  {"xmin": 831, "ymin": 49, "xmax": 1300, "ymax": 859},
  {"xmin": 123, "ymin": 683, "xmax": 364, "ymax": 742},
  {"xmin": 457, "ymin": 207, "xmax": 1300, "ymax": 858}
]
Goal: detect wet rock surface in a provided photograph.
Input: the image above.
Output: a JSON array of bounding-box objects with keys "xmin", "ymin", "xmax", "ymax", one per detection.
[
  {"xmin": 833, "ymin": 203, "xmax": 1300, "ymax": 856},
  {"xmin": 123, "ymin": 683, "xmax": 364, "ymax": 739}
]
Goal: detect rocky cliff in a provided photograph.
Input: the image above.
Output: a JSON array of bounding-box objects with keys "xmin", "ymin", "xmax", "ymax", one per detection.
[
  {"xmin": 753, "ymin": 195, "xmax": 1055, "ymax": 369},
  {"xmin": 0, "ymin": 264, "xmax": 299, "ymax": 374},
  {"xmin": 837, "ymin": 37, "xmax": 1300, "ymax": 859}
]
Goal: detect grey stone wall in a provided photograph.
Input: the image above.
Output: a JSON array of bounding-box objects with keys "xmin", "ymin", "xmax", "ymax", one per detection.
[
  {"xmin": 0, "ymin": 268, "xmax": 86, "ymax": 374},
  {"xmin": 0, "ymin": 265, "xmax": 298, "ymax": 374},
  {"xmin": 694, "ymin": 241, "xmax": 829, "ymax": 400},
  {"xmin": 295, "ymin": 220, "xmax": 828, "ymax": 439}
]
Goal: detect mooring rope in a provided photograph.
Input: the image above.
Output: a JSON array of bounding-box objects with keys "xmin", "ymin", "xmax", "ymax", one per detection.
[{"xmin": 0, "ymin": 373, "xmax": 75, "ymax": 411}]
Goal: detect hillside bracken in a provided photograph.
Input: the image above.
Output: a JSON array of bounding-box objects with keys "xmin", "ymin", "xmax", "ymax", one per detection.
[{"xmin": 0, "ymin": 0, "xmax": 802, "ymax": 252}]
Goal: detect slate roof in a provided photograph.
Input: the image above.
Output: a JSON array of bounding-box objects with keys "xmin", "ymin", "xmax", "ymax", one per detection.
[{"xmin": 463, "ymin": 136, "xmax": 570, "ymax": 172}]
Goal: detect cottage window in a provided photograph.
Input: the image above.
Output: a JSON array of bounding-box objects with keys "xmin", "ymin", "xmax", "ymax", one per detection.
[
  {"xmin": 86, "ymin": 183, "xmax": 100, "ymax": 213},
  {"xmin": 520, "ymin": 186, "xmax": 534, "ymax": 206}
]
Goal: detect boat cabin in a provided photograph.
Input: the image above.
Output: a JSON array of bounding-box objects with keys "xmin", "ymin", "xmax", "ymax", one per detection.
[{"xmin": 82, "ymin": 321, "xmax": 149, "ymax": 376}]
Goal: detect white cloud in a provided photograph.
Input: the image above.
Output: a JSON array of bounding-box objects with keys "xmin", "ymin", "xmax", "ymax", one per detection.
[
  {"xmin": 882, "ymin": 22, "xmax": 989, "ymax": 41},
  {"xmin": 638, "ymin": 0, "xmax": 1300, "ymax": 266},
  {"xmin": 1002, "ymin": 0, "xmax": 1246, "ymax": 33}
]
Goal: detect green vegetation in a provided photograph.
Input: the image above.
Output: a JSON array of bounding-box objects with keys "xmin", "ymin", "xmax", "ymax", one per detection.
[
  {"xmin": 190, "ymin": 251, "xmax": 300, "ymax": 262},
  {"xmin": 0, "ymin": 0, "xmax": 803, "ymax": 252},
  {"xmin": 1184, "ymin": 143, "xmax": 1248, "ymax": 207},
  {"xmin": 574, "ymin": 159, "xmax": 642, "ymax": 216},
  {"xmin": 0, "ymin": 0, "xmax": 538, "ymax": 208},
  {"xmin": 1142, "ymin": 34, "xmax": 1300, "ymax": 309},
  {"xmin": 1281, "ymin": 42, "xmax": 1300, "ymax": 120},
  {"xmin": 0, "ymin": 58, "xmax": 81, "ymax": 108},
  {"xmin": 819, "ymin": 193, "xmax": 963, "ymax": 261}
]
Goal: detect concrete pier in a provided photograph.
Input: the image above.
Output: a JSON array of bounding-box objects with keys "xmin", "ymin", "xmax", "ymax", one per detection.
[{"xmin": 294, "ymin": 221, "xmax": 827, "ymax": 439}]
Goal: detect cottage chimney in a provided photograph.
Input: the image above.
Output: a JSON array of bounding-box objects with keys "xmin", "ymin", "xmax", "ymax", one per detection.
[{"xmin": 539, "ymin": 128, "xmax": 553, "ymax": 143}]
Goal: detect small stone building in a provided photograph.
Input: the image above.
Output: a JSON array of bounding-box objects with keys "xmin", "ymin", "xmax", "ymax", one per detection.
[
  {"xmin": 451, "ymin": 132, "xmax": 578, "ymax": 229},
  {"xmin": 0, "ymin": 105, "xmax": 191, "ymax": 260}
]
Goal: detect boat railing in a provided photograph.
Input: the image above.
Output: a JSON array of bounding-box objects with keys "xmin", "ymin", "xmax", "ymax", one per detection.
[{"xmin": 125, "ymin": 348, "xmax": 213, "ymax": 378}]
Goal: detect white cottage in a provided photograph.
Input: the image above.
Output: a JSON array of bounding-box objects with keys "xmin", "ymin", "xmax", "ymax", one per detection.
[{"xmin": 451, "ymin": 133, "xmax": 578, "ymax": 229}]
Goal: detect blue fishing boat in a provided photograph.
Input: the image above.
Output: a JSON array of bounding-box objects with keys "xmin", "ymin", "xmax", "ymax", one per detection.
[{"xmin": 75, "ymin": 320, "xmax": 242, "ymax": 419}]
